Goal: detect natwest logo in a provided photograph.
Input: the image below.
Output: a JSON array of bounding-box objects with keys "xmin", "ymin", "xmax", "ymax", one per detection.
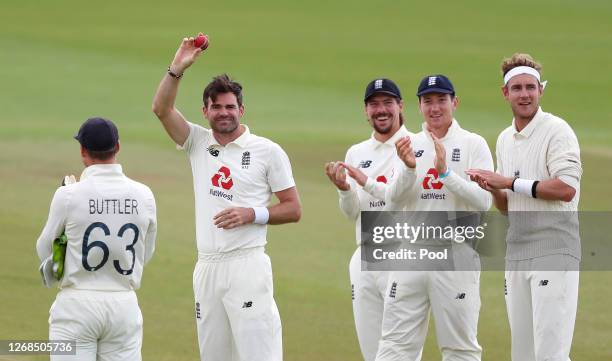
[
  {"xmin": 211, "ymin": 166, "xmax": 234, "ymax": 190},
  {"xmin": 422, "ymin": 168, "xmax": 443, "ymax": 190},
  {"xmin": 376, "ymin": 175, "xmax": 388, "ymax": 184}
]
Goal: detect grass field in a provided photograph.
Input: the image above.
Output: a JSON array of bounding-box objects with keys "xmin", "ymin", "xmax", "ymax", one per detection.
[{"xmin": 1, "ymin": 0, "xmax": 611, "ymax": 360}]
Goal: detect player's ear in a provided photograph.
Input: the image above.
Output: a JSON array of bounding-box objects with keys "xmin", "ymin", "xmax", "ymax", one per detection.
[
  {"xmin": 452, "ymin": 96, "xmax": 459, "ymax": 110},
  {"xmin": 398, "ymin": 99, "xmax": 404, "ymax": 112},
  {"xmin": 115, "ymin": 142, "xmax": 121, "ymax": 154},
  {"xmin": 239, "ymin": 104, "xmax": 245, "ymax": 117},
  {"xmin": 80, "ymin": 146, "xmax": 89, "ymax": 166},
  {"xmin": 501, "ymin": 85, "xmax": 510, "ymax": 100}
]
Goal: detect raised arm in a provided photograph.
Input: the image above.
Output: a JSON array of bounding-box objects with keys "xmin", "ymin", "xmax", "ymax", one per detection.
[{"xmin": 152, "ymin": 35, "xmax": 207, "ymax": 145}]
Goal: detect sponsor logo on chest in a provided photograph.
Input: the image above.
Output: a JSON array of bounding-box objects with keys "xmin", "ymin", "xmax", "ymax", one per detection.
[
  {"xmin": 210, "ymin": 166, "xmax": 234, "ymax": 201},
  {"xmin": 421, "ymin": 168, "xmax": 446, "ymax": 200}
]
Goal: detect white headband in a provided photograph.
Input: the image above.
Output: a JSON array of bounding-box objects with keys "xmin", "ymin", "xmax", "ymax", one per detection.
[{"xmin": 503, "ymin": 66, "xmax": 547, "ymax": 88}]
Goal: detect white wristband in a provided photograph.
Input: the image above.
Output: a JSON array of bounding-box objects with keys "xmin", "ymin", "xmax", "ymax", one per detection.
[
  {"xmin": 252, "ymin": 207, "xmax": 269, "ymax": 224},
  {"xmin": 513, "ymin": 178, "xmax": 537, "ymax": 198}
]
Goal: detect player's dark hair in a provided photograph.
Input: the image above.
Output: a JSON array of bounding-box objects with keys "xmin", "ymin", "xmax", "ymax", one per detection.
[
  {"xmin": 203, "ymin": 74, "xmax": 243, "ymax": 108},
  {"xmin": 85, "ymin": 147, "xmax": 117, "ymax": 161}
]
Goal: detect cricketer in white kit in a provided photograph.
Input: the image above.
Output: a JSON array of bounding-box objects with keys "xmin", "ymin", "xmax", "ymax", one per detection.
[
  {"xmin": 36, "ymin": 117, "xmax": 158, "ymax": 361},
  {"xmin": 354, "ymin": 75, "xmax": 493, "ymax": 361},
  {"xmin": 467, "ymin": 53, "xmax": 582, "ymax": 361},
  {"xmin": 325, "ymin": 78, "xmax": 415, "ymax": 361},
  {"xmin": 152, "ymin": 35, "xmax": 302, "ymax": 361}
]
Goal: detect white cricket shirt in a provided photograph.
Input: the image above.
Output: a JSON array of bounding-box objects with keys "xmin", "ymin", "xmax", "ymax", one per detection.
[
  {"xmin": 36, "ymin": 164, "xmax": 157, "ymax": 291},
  {"xmin": 182, "ymin": 122, "xmax": 295, "ymax": 254},
  {"xmin": 380, "ymin": 120, "xmax": 493, "ymax": 212},
  {"xmin": 338, "ymin": 125, "xmax": 414, "ymax": 245},
  {"xmin": 496, "ymin": 107, "xmax": 582, "ymax": 211},
  {"xmin": 496, "ymin": 107, "xmax": 582, "ymax": 260}
]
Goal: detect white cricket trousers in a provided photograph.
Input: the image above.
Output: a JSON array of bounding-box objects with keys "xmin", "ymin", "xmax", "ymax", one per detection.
[
  {"xmin": 505, "ymin": 254, "xmax": 579, "ymax": 361},
  {"xmin": 49, "ymin": 289, "xmax": 143, "ymax": 361},
  {"xmin": 349, "ymin": 247, "xmax": 389, "ymax": 361},
  {"xmin": 375, "ymin": 271, "xmax": 482, "ymax": 361},
  {"xmin": 193, "ymin": 246, "xmax": 282, "ymax": 361}
]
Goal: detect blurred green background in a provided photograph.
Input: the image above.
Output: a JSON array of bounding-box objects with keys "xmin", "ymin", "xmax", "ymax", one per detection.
[{"xmin": 1, "ymin": 0, "xmax": 611, "ymax": 360}]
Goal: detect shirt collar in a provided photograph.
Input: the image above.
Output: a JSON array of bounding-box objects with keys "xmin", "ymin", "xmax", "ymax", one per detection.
[
  {"xmin": 80, "ymin": 164, "xmax": 124, "ymax": 181},
  {"xmin": 209, "ymin": 125, "xmax": 251, "ymax": 148},
  {"xmin": 421, "ymin": 118, "xmax": 461, "ymax": 141},
  {"xmin": 371, "ymin": 125, "xmax": 411, "ymax": 149},
  {"xmin": 512, "ymin": 107, "xmax": 544, "ymax": 138}
]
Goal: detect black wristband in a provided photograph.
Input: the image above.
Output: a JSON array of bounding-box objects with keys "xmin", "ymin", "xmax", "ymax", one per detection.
[
  {"xmin": 531, "ymin": 180, "xmax": 540, "ymax": 198},
  {"xmin": 511, "ymin": 177, "xmax": 518, "ymax": 192},
  {"xmin": 167, "ymin": 66, "xmax": 183, "ymax": 79}
]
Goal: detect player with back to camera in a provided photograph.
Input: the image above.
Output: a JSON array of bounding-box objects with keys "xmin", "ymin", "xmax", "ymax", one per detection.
[{"xmin": 36, "ymin": 117, "xmax": 158, "ymax": 361}]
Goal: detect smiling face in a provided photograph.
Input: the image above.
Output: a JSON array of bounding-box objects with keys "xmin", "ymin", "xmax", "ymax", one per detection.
[
  {"xmin": 365, "ymin": 94, "xmax": 403, "ymax": 135},
  {"xmin": 203, "ymin": 92, "xmax": 245, "ymax": 134},
  {"xmin": 418, "ymin": 92, "xmax": 457, "ymax": 131},
  {"xmin": 502, "ymin": 73, "xmax": 543, "ymax": 122}
]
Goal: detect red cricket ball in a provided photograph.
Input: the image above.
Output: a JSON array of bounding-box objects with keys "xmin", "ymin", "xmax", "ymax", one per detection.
[{"xmin": 194, "ymin": 34, "xmax": 209, "ymax": 50}]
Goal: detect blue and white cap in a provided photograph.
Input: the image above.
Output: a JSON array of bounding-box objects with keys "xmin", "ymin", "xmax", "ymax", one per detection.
[
  {"xmin": 364, "ymin": 78, "xmax": 402, "ymax": 102},
  {"xmin": 416, "ymin": 74, "xmax": 455, "ymax": 97}
]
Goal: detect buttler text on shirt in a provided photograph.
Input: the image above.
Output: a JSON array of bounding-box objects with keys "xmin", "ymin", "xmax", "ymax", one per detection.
[{"xmin": 89, "ymin": 199, "xmax": 139, "ymax": 214}]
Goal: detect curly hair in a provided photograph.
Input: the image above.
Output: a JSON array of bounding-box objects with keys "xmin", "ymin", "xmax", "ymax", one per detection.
[{"xmin": 501, "ymin": 53, "xmax": 542, "ymax": 77}]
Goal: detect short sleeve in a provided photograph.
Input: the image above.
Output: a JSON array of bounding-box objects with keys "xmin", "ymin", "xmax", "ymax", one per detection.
[
  {"xmin": 266, "ymin": 143, "xmax": 296, "ymax": 193},
  {"xmin": 179, "ymin": 122, "xmax": 209, "ymax": 155}
]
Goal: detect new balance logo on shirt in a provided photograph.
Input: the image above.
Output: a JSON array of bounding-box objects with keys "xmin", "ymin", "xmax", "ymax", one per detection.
[
  {"xmin": 539, "ymin": 280, "xmax": 549, "ymax": 286},
  {"xmin": 358, "ymin": 160, "xmax": 372, "ymax": 168},
  {"xmin": 242, "ymin": 301, "xmax": 253, "ymax": 308}
]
